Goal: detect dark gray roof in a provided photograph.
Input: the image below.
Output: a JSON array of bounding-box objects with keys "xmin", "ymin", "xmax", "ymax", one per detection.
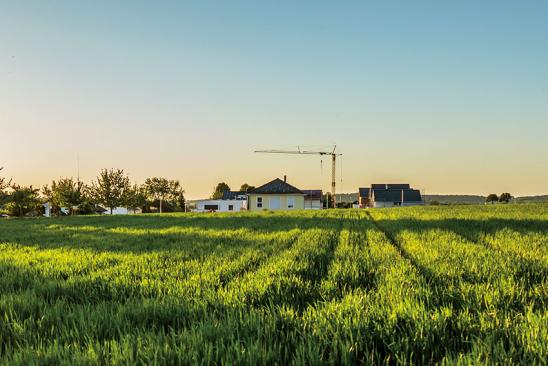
[
  {"xmin": 387, "ymin": 184, "xmax": 410, "ymax": 189},
  {"xmin": 371, "ymin": 184, "xmax": 387, "ymax": 189},
  {"xmin": 302, "ymin": 190, "xmax": 322, "ymax": 200},
  {"xmin": 222, "ymin": 191, "xmax": 246, "ymax": 200},
  {"xmin": 372, "ymin": 189, "xmax": 422, "ymax": 202},
  {"xmin": 358, "ymin": 188, "xmax": 370, "ymax": 198},
  {"xmin": 249, "ymin": 178, "xmax": 304, "ymax": 195}
]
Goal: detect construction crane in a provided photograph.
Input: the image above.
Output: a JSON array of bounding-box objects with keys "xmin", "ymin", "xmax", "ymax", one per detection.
[{"xmin": 254, "ymin": 146, "xmax": 342, "ymax": 208}]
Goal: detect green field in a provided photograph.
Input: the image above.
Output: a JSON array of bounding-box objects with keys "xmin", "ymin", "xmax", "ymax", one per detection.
[{"xmin": 0, "ymin": 205, "xmax": 546, "ymax": 365}]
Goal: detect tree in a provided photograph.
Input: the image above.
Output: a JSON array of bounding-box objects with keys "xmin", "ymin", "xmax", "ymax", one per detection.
[
  {"xmin": 212, "ymin": 182, "xmax": 230, "ymax": 199},
  {"xmin": 50, "ymin": 178, "xmax": 85, "ymax": 215},
  {"xmin": 125, "ymin": 184, "xmax": 147, "ymax": 213},
  {"xmin": 143, "ymin": 177, "xmax": 171, "ymax": 213},
  {"xmin": 91, "ymin": 169, "xmax": 131, "ymax": 214},
  {"xmin": 175, "ymin": 186, "xmax": 186, "ymax": 212},
  {"xmin": 143, "ymin": 178, "xmax": 184, "ymax": 213},
  {"xmin": 7, "ymin": 184, "xmax": 40, "ymax": 217},
  {"xmin": 486, "ymin": 194, "xmax": 498, "ymax": 204},
  {"xmin": 499, "ymin": 193, "xmax": 512, "ymax": 203},
  {"xmin": 41, "ymin": 184, "xmax": 59, "ymax": 216},
  {"xmin": 239, "ymin": 184, "xmax": 255, "ymax": 192},
  {"xmin": 0, "ymin": 175, "xmax": 11, "ymax": 208}
]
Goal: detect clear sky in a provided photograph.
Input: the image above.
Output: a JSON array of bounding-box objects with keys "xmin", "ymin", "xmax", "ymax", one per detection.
[{"xmin": 1, "ymin": 1, "xmax": 547, "ymax": 199}]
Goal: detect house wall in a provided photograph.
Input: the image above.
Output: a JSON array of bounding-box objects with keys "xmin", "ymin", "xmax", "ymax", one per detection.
[
  {"xmin": 304, "ymin": 199, "xmax": 322, "ymax": 210},
  {"xmin": 247, "ymin": 194, "xmax": 305, "ymax": 211},
  {"xmin": 102, "ymin": 207, "xmax": 137, "ymax": 215},
  {"xmin": 195, "ymin": 200, "xmax": 246, "ymax": 212}
]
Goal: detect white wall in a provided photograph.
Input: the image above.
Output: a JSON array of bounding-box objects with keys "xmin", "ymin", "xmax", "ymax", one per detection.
[
  {"xmin": 304, "ymin": 199, "xmax": 322, "ymax": 210},
  {"xmin": 194, "ymin": 200, "xmax": 247, "ymax": 212},
  {"xmin": 103, "ymin": 207, "xmax": 130, "ymax": 215}
]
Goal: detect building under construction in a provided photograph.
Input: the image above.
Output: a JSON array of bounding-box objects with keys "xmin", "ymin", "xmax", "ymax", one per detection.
[{"xmin": 358, "ymin": 184, "xmax": 424, "ymax": 208}]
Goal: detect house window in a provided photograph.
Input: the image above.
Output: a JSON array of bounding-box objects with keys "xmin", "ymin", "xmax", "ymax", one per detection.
[
  {"xmin": 287, "ymin": 197, "xmax": 295, "ymax": 209},
  {"xmin": 228, "ymin": 205, "xmax": 234, "ymax": 211},
  {"xmin": 204, "ymin": 204, "xmax": 219, "ymax": 210},
  {"xmin": 257, "ymin": 197, "xmax": 263, "ymax": 208}
]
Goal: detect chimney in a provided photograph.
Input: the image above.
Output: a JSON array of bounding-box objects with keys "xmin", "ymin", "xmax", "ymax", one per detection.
[{"xmin": 284, "ymin": 175, "xmax": 287, "ymax": 183}]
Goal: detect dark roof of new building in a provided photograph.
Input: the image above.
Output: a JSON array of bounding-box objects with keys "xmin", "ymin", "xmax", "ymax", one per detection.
[
  {"xmin": 302, "ymin": 190, "xmax": 322, "ymax": 200},
  {"xmin": 249, "ymin": 178, "xmax": 304, "ymax": 195},
  {"xmin": 371, "ymin": 184, "xmax": 387, "ymax": 189},
  {"xmin": 387, "ymin": 184, "xmax": 410, "ymax": 189},
  {"xmin": 358, "ymin": 188, "xmax": 370, "ymax": 198},
  {"xmin": 222, "ymin": 191, "xmax": 246, "ymax": 200},
  {"xmin": 372, "ymin": 189, "xmax": 422, "ymax": 202}
]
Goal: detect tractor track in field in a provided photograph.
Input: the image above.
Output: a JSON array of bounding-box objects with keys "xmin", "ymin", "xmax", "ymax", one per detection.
[
  {"xmin": 364, "ymin": 211, "xmax": 450, "ymax": 289},
  {"xmin": 363, "ymin": 210, "xmax": 485, "ymax": 311}
]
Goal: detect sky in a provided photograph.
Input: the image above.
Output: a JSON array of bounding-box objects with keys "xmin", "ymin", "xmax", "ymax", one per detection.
[{"xmin": 1, "ymin": 1, "xmax": 547, "ymax": 199}]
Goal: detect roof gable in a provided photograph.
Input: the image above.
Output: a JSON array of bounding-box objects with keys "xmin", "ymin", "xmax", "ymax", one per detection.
[{"xmin": 249, "ymin": 178, "xmax": 304, "ymax": 195}]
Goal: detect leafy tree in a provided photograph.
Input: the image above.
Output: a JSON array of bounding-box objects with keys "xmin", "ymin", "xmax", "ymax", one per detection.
[
  {"xmin": 212, "ymin": 182, "xmax": 230, "ymax": 199},
  {"xmin": 176, "ymin": 186, "xmax": 186, "ymax": 212},
  {"xmin": 77, "ymin": 195, "xmax": 98, "ymax": 215},
  {"xmin": 239, "ymin": 184, "xmax": 255, "ymax": 192},
  {"xmin": 143, "ymin": 178, "xmax": 184, "ymax": 213},
  {"xmin": 7, "ymin": 184, "xmax": 40, "ymax": 216},
  {"xmin": 125, "ymin": 184, "xmax": 147, "ymax": 213},
  {"xmin": 50, "ymin": 178, "xmax": 84, "ymax": 215},
  {"xmin": 91, "ymin": 169, "xmax": 131, "ymax": 214},
  {"xmin": 486, "ymin": 194, "xmax": 498, "ymax": 204},
  {"xmin": 143, "ymin": 177, "xmax": 171, "ymax": 213},
  {"xmin": 41, "ymin": 184, "xmax": 60, "ymax": 216},
  {"xmin": 499, "ymin": 192, "xmax": 512, "ymax": 203},
  {"xmin": 0, "ymin": 175, "xmax": 11, "ymax": 207}
]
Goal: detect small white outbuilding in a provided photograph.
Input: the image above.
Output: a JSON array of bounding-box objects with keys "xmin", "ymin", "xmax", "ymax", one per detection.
[{"xmin": 194, "ymin": 199, "xmax": 247, "ymax": 212}]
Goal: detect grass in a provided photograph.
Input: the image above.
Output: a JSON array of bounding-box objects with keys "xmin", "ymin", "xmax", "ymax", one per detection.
[{"xmin": 0, "ymin": 205, "xmax": 546, "ymax": 365}]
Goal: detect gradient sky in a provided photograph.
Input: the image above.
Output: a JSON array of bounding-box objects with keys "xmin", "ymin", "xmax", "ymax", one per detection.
[{"xmin": 1, "ymin": 1, "xmax": 547, "ymax": 199}]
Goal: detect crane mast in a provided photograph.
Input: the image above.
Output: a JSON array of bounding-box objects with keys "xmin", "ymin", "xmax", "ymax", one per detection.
[{"xmin": 254, "ymin": 146, "xmax": 342, "ymax": 208}]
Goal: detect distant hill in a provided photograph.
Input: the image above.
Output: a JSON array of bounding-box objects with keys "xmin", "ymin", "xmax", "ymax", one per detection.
[
  {"xmin": 423, "ymin": 195, "xmax": 486, "ymax": 204},
  {"xmin": 515, "ymin": 195, "xmax": 548, "ymax": 203}
]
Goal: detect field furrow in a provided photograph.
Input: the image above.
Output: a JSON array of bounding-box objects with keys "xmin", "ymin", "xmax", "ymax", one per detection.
[{"xmin": 0, "ymin": 205, "xmax": 546, "ymax": 364}]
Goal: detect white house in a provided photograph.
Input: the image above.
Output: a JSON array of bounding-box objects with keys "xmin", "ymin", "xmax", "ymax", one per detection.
[
  {"xmin": 193, "ymin": 190, "xmax": 248, "ymax": 213},
  {"xmin": 194, "ymin": 199, "xmax": 247, "ymax": 212},
  {"xmin": 102, "ymin": 207, "xmax": 141, "ymax": 215}
]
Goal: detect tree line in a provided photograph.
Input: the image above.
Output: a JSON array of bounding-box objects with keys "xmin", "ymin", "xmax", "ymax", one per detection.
[
  {"xmin": 211, "ymin": 182, "xmax": 255, "ymax": 199},
  {"xmin": 0, "ymin": 169, "xmax": 185, "ymax": 217},
  {"xmin": 486, "ymin": 193, "xmax": 513, "ymax": 204}
]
